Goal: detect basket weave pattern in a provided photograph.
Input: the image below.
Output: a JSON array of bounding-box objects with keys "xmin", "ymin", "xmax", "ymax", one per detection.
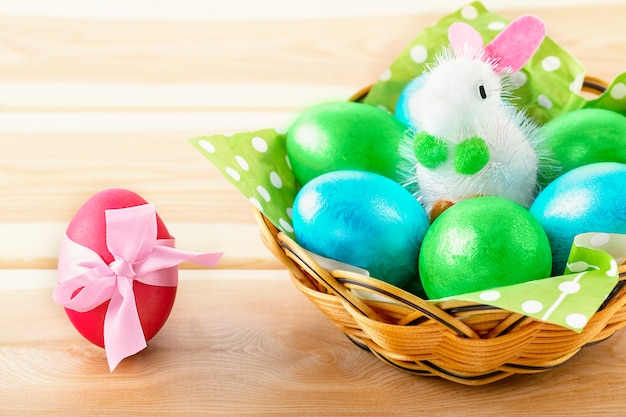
[
  {"xmin": 256, "ymin": 210, "xmax": 626, "ymax": 385},
  {"xmin": 253, "ymin": 78, "xmax": 626, "ymax": 385}
]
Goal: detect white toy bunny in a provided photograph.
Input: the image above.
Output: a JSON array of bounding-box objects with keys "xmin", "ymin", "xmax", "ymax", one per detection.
[{"xmin": 404, "ymin": 15, "xmax": 548, "ymax": 220}]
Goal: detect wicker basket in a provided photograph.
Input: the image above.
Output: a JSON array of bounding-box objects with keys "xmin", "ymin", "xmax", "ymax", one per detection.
[{"xmin": 253, "ymin": 78, "xmax": 626, "ymax": 385}]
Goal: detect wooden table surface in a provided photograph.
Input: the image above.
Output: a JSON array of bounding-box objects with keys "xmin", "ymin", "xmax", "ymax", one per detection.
[{"xmin": 1, "ymin": 1, "xmax": 625, "ymax": 415}]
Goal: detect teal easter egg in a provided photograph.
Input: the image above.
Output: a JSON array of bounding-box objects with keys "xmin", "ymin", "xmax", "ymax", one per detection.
[
  {"xmin": 541, "ymin": 108, "xmax": 626, "ymax": 186},
  {"xmin": 286, "ymin": 101, "xmax": 409, "ymax": 185},
  {"xmin": 530, "ymin": 162, "xmax": 626, "ymax": 275},
  {"xmin": 419, "ymin": 197, "xmax": 552, "ymax": 299},
  {"xmin": 395, "ymin": 76, "xmax": 425, "ymax": 128},
  {"xmin": 292, "ymin": 170, "xmax": 429, "ymax": 289}
]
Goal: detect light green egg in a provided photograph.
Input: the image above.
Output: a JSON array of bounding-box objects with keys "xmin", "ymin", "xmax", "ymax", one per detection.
[
  {"xmin": 541, "ymin": 108, "xmax": 626, "ymax": 186},
  {"xmin": 419, "ymin": 197, "xmax": 552, "ymax": 299},
  {"xmin": 286, "ymin": 101, "xmax": 409, "ymax": 186}
]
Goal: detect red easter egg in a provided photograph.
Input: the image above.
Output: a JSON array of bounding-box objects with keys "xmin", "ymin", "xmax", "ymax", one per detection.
[{"xmin": 64, "ymin": 188, "xmax": 176, "ymax": 348}]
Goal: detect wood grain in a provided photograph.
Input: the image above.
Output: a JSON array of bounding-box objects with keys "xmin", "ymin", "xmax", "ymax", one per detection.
[
  {"xmin": 0, "ymin": 131, "xmax": 253, "ymax": 224},
  {"xmin": 2, "ymin": 277, "xmax": 626, "ymax": 416},
  {"xmin": 0, "ymin": 6, "xmax": 623, "ymax": 87},
  {"xmin": 1, "ymin": 2, "xmax": 625, "ymax": 415}
]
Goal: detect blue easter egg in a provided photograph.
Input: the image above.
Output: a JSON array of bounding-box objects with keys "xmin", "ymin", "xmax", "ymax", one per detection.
[
  {"xmin": 292, "ymin": 170, "xmax": 429, "ymax": 289},
  {"xmin": 395, "ymin": 76, "xmax": 425, "ymax": 128},
  {"xmin": 530, "ymin": 162, "xmax": 626, "ymax": 275}
]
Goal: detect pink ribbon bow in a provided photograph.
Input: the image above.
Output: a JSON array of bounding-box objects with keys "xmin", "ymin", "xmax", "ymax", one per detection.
[{"xmin": 53, "ymin": 203, "xmax": 222, "ymax": 371}]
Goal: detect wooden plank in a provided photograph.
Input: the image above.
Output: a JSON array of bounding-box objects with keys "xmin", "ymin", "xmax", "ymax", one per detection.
[
  {"xmin": 3, "ymin": 0, "xmax": 621, "ymax": 21},
  {"xmin": 0, "ymin": 131, "xmax": 257, "ymax": 224},
  {"xmin": 0, "ymin": 15, "xmax": 405, "ymax": 88},
  {"xmin": 0, "ymin": 83, "xmax": 355, "ymax": 111},
  {"xmin": 0, "ymin": 5, "xmax": 623, "ymax": 88},
  {"xmin": 0, "ymin": 222, "xmax": 281, "ymax": 272},
  {"xmin": 1, "ymin": 276, "xmax": 626, "ymax": 416}
]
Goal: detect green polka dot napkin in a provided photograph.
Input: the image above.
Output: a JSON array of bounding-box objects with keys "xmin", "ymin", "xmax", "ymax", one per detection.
[
  {"xmin": 189, "ymin": 1, "xmax": 626, "ymax": 332},
  {"xmin": 446, "ymin": 233, "xmax": 625, "ymax": 332},
  {"xmin": 190, "ymin": 129, "xmax": 297, "ymax": 237},
  {"xmin": 585, "ymin": 72, "xmax": 626, "ymax": 116}
]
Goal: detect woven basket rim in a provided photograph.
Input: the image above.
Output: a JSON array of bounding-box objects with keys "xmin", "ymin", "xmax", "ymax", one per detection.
[{"xmin": 254, "ymin": 206, "xmax": 626, "ymax": 385}]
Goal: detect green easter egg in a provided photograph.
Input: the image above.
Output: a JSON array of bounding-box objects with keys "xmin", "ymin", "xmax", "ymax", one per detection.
[
  {"xmin": 541, "ymin": 108, "xmax": 626, "ymax": 185},
  {"xmin": 419, "ymin": 197, "xmax": 552, "ymax": 299},
  {"xmin": 286, "ymin": 101, "xmax": 408, "ymax": 185}
]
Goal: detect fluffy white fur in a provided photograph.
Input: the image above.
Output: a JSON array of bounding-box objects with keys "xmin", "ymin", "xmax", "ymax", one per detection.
[{"xmin": 403, "ymin": 47, "xmax": 545, "ymax": 215}]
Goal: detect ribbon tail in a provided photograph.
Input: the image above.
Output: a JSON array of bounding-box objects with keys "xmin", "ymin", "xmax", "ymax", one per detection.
[
  {"xmin": 53, "ymin": 268, "xmax": 116, "ymax": 312},
  {"xmin": 186, "ymin": 251, "xmax": 223, "ymax": 267},
  {"xmin": 104, "ymin": 276, "xmax": 147, "ymax": 372},
  {"xmin": 135, "ymin": 245, "xmax": 223, "ymax": 278}
]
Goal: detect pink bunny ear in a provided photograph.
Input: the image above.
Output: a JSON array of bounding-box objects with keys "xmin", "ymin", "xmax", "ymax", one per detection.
[
  {"xmin": 485, "ymin": 15, "xmax": 546, "ymax": 72},
  {"xmin": 449, "ymin": 22, "xmax": 484, "ymax": 55}
]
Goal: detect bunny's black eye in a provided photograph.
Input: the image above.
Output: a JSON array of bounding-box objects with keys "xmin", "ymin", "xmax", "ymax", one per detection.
[{"xmin": 478, "ymin": 84, "xmax": 488, "ymax": 100}]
